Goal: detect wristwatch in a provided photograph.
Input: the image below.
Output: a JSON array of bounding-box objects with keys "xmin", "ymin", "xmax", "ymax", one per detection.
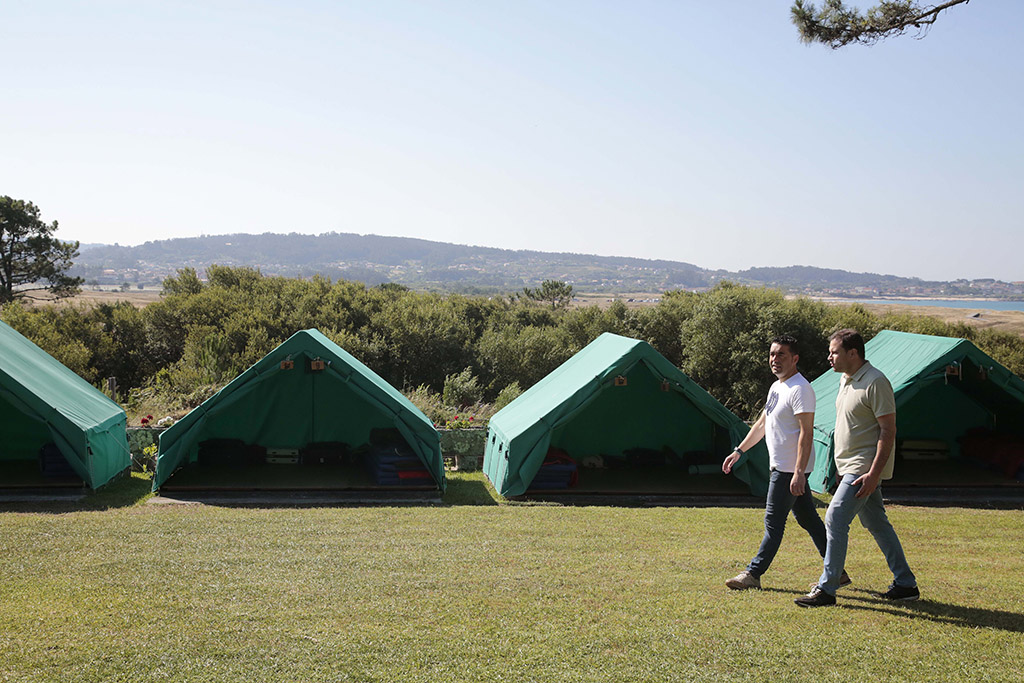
[{"xmin": 732, "ymin": 446, "xmax": 745, "ymax": 456}]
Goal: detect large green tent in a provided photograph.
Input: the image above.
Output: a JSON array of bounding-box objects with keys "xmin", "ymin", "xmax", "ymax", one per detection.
[
  {"xmin": 154, "ymin": 329, "xmax": 444, "ymax": 491},
  {"xmin": 484, "ymin": 333, "xmax": 768, "ymax": 498},
  {"xmin": 809, "ymin": 330, "xmax": 1024, "ymax": 493},
  {"xmin": 0, "ymin": 319, "xmax": 129, "ymax": 489}
]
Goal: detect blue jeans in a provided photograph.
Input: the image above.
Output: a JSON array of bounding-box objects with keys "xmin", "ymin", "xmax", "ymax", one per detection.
[
  {"xmin": 818, "ymin": 473, "xmax": 917, "ymax": 595},
  {"xmin": 747, "ymin": 469, "xmax": 829, "ymax": 578}
]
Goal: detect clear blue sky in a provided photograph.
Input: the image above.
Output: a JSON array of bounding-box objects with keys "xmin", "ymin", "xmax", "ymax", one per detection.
[{"xmin": 3, "ymin": 1, "xmax": 1021, "ymax": 281}]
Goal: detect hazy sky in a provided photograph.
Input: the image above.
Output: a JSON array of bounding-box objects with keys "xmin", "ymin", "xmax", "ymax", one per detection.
[{"xmin": 3, "ymin": 1, "xmax": 1022, "ymax": 281}]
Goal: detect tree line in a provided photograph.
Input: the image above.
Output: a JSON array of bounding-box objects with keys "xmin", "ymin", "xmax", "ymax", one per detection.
[{"xmin": 2, "ymin": 267, "xmax": 1023, "ymax": 422}]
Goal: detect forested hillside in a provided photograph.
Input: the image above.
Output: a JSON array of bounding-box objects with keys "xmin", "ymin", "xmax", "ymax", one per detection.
[{"xmin": 73, "ymin": 232, "xmax": 714, "ymax": 293}]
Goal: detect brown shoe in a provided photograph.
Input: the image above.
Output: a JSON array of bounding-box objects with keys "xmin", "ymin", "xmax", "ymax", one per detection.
[{"xmin": 726, "ymin": 570, "xmax": 761, "ymax": 590}]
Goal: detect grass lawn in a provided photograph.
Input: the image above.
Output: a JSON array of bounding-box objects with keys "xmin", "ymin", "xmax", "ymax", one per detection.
[{"xmin": 1, "ymin": 473, "xmax": 1022, "ymax": 682}]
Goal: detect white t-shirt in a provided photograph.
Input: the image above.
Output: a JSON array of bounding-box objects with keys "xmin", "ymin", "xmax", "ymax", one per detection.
[{"xmin": 764, "ymin": 372, "xmax": 816, "ymax": 473}]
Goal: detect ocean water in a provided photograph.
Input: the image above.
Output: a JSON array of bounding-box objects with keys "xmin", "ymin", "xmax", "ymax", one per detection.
[{"xmin": 840, "ymin": 299, "xmax": 1024, "ymax": 313}]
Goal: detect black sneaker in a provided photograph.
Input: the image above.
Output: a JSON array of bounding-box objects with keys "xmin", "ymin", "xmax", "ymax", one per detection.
[
  {"xmin": 875, "ymin": 584, "xmax": 920, "ymax": 601},
  {"xmin": 794, "ymin": 586, "xmax": 836, "ymax": 608}
]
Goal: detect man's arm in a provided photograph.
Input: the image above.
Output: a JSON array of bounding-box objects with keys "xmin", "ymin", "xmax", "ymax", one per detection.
[
  {"xmin": 853, "ymin": 412, "xmax": 896, "ymax": 498},
  {"xmin": 789, "ymin": 412, "xmax": 815, "ymax": 495},
  {"xmin": 722, "ymin": 412, "xmax": 766, "ymax": 474}
]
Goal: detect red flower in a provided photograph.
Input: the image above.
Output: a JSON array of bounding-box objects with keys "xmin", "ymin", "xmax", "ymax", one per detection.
[
  {"xmin": 140, "ymin": 417, "xmax": 150, "ymax": 425},
  {"xmin": 469, "ymin": 416, "xmax": 474, "ymax": 421},
  {"xmin": 146, "ymin": 414, "xmax": 153, "ymax": 420}
]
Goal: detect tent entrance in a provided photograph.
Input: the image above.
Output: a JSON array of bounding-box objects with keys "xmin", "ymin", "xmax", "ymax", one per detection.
[
  {"xmin": 0, "ymin": 393, "xmax": 84, "ymax": 488},
  {"xmin": 160, "ymin": 429, "xmax": 437, "ymax": 492},
  {"xmin": 554, "ymin": 466, "xmax": 751, "ymax": 496},
  {"xmin": 887, "ymin": 363, "xmax": 1024, "ymax": 488},
  {"xmin": 889, "ymin": 434, "xmax": 1024, "ymax": 489},
  {"xmin": 159, "ymin": 463, "xmax": 436, "ymax": 491},
  {"xmin": 0, "ymin": 459, "xmax": 85, "ymax": 489}
]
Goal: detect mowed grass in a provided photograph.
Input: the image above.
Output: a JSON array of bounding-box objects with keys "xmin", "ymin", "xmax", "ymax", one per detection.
[{"xmin": 1, "ymin": 475, "xmax": 1023, "ymax": 682}]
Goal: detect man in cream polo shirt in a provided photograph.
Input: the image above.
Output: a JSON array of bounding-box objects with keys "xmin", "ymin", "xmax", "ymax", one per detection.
[
  {"xmin": 723, "ymin": 335, "xmax": 848, "ymax": 591},
  {"xmin": 795, "ymin": 329, "xmax": 918, "ymax": 608}
]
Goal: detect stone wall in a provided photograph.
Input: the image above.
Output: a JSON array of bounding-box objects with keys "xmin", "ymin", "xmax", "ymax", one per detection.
[
  {"xmin": 438, "ymin": 428, "xmax": 488, "ymax": 470},
  {"xmin": 127, "ymin": 427, "xmax": 165, "ymax": 471}
]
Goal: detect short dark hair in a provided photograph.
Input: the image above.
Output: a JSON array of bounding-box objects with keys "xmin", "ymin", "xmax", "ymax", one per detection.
[
  {"xmin": 770, "ymin": 334, "xmax": 799, "ymax": 356},
  {"xmin": 829, "ymin": 328, "xmax": 865, "ymax": 360}
]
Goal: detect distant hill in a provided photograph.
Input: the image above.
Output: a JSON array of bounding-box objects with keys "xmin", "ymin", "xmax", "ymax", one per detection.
[
  {"xmin": 70, "ymin": 231, "xmax": 1022, "ymax": 299},
  {"xmin": 736, "ymin": 265, "xmax": 931, "ymax": 289},
  {"xmin": 71, "ymin": 232, "xmax": 716, "ymax": 292}
]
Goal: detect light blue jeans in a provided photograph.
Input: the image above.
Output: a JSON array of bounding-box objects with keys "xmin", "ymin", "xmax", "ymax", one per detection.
[{"xmin": 818, "ymin": 473, "xmax": 917, "ymax": 595}]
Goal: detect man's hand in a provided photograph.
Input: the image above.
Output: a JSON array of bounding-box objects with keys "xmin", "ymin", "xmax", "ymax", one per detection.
[
  {"xmin": 722, "ymin": 451, "xmax": 741, "ymax": 474},
  {"xmin": 789, "ymin": 472, "xmax": 806, "ymax": 496},
  {"xmin": 853, "ymin": 470, "xmax": 881, "ymax": 498},
  {"xmin": 724, "ymin": 413, "xmax": 765, "ymax": 475},
  {"xmin": 855, "ymin": 413, "xmax": 894, "ymax": 498}
]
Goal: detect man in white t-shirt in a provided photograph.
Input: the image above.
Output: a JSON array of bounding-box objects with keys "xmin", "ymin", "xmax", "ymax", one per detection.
[{"xmin": 722, "ymin": 335, "xmax": 849, "ymax": 591}]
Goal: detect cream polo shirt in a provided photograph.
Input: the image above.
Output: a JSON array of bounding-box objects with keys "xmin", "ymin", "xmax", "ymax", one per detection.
[{"xmin": 834, "ymin": 361, "xmax": 897, "ymax": 479}]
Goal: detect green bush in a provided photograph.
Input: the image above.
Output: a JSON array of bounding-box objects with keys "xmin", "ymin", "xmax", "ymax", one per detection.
[
  {"xmin": 442, "ymin": 367, "xmax": 483, "ymax": 408},
  {"xmin": 493, "ymin": 381, "xmax": 523, "ymax": 412},
  {"xmin": 403, "ymin": 384, "xmax": 450, "ymax": 426},
  {"xmin": 6, "ymin": 268, "xmax": 1024, "ymax": 425}
]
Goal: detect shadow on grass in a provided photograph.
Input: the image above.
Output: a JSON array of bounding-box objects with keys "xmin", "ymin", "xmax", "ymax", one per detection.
[
  {"xmin": 442, "ymin": 472, "xmax": 501, "ymax": 505},
  {"xmin": 83, "ymin": 472, "xmax": 155, "ymax": 509},
  {"xmin": 767, "ymin": 587, "xmax": 1024, "ymax": 634},
  {"xmin": 840, "ymin": 590, "xmax": 1024, "ymax": 633},
  {"xmin": 0, "ymin": 471, "xmax": 154, "ymax": 513}
]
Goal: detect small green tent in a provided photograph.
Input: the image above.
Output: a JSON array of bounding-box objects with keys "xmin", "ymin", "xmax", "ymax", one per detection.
[
  {"xmin": 809, "ymin": 330, "xmax": 1024, "ymax": 493},
  {"xmin": 154, "ymin": 329, "xmax": 444, "ymax": 491},
  {"xmin": 0, "ymin": 319, "xmax": 128, "ymax": 489},
  {"xmin": 483, "ymin": 333, "xmax": 767, "ymax": 498}
]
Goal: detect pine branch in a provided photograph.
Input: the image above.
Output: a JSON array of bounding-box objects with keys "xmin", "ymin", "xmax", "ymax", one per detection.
[{"xmin": 792, "ymin": 0, "xmax": 971, "ymax": 48}]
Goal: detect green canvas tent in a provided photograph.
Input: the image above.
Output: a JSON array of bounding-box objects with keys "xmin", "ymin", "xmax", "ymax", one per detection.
[
  {"xmin": 0, "ymin": 319, "xmax": 129, "ymax": 489},
  {"xmin": 483, "ymin": 333, "xmax": 768, "ymax": 498},
  {"xmin": 809, "ymin": 330, "xmax": 1024, "ymax": 493},
  {"xmin": 154, "ymin": 329, "xmax": 444, "ymax": 491}
]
